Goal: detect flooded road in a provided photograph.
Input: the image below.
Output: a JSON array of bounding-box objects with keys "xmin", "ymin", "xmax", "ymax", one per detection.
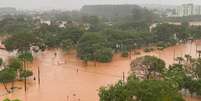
[{"xmin": 0, "ymin": 40, "xmax": 201, "ymax": 101}]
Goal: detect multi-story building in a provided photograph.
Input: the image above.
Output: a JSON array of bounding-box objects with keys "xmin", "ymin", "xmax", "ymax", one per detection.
[
  {"xmin": 176, "ymin": 4, "xmax": 201, "ymax": 17},
  {"xmin": 194, "ymin": 5, "xmax": 201, "ymax": 15},
  {"xmin": 176, "ymin": 6, "xmax": 184, "ymax": 16},
  {"xmin": 176, "ymin": 4, "xmax": 194, "ymax": 17}
]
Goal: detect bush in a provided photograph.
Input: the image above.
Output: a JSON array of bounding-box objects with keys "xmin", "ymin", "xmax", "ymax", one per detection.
[
  {"xmin": 157, "ymin": 47, "xmax": 165, "ymax": 50},
  {"xmin": 144, "ymin": 47, "xmax": 154, "ymax": 52},
  {"xmin": 0, "ymin": 58, "xmax": 3, "ymax": 66},
  {"xmin": 8, "ymin": 58, "xmax": 22, "ymax": 71},
  {"xmin": 121, "ymin": 51, "xmax": 129, "ymax": 57},
  {"xmin": 20, "ymin": 70, "xmax": 33, "ymax": 79},
  {"xmin": 96, "ymin": 48, "xmax": 113, "ymax": 63},
  {"xmin": 96, "ymin": 55, "xmax": 113, "ymax": 63},
  {"xmin": 134, "ymin": 51, "xmax": 141, "ymax": 55},
  {"xmin": 3, "ymin": 98, "xmax": 21, "ymax": 101}
]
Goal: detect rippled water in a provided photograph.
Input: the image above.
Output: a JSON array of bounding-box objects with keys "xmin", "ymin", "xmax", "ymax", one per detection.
[{"xmin": 0, "ymin": 40, "xmax": 201, "ymax": 101}]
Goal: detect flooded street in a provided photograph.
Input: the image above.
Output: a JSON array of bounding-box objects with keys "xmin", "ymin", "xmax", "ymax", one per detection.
[{"xmin": 0, "ymin": 40, "xmax": 201, "ymax": 101}]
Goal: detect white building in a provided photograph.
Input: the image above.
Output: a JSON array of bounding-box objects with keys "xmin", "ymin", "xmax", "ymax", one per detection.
[
  {"xmin": 194, "ymin": 5, "xmax": 201, "ymax": 15},
  {"xmin": 40, "ymin": 20, "xmax": 51, "ymax": 25},
  {"xmin": 176, "ymin": 4, "xmax": 194, "ymax": 17},
  {"xmin": 176, "ymin": 4, "xmax": 201, "ymax": 17}
]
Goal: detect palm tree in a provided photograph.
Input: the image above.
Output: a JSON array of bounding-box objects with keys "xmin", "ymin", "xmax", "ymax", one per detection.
[
  {"xmin": 18, "ymin": 51, "xmax": 33, "ymax": 92},
  {"xmin": 0, "ymin": 69, "xmax": 16, "ymax": 93},
  {"xmin": 184, "ymin": 54, "xmax": 195, "ymax": 73},
  {"xmin": 0, "ymin": 58, "xmax": 3, "ymax": 66},
  {"xmin": 175, "ymin": 57, "xmax": 184, "ymax": 64},
  {"xmin": 184, "ymin": 54, "xmax": 192, "ymax": 63},
  {"xmin": 197, "ymin": 50, "xmax": 201, "ymax": 58},
  {"xmin": 193, "ymin": 59, "xmax": 201, "ymax": 79},
  {"xmin": 0, "ymin": 58, "xmax": 3, "ymax": 69},
  {"xmin": 18, "ymin": 51, "xmax": 33, "ymax": 68}
]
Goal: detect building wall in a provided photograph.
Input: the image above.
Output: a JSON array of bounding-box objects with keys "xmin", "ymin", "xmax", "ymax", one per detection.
[
  {"xmin": 176, "ymin": 4, "xmax": 201, "ymax": 17},
  {"xmin": 194, "ymin": 5, "xmax": 201, "ymax": 15}
]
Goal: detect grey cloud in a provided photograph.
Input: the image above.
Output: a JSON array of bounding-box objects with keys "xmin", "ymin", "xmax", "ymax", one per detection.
[{"xmin": 0, "ymin": 0, "xmax": 200, "ymax": 10}]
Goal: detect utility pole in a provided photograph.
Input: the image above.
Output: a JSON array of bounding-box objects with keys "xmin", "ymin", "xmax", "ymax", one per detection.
[
  {"xmin": 38, "ymin": 66, "xmax": 40, "ymax": 85},
  {"xmin": 122, "ymin": 72, "xmax": 125, "ymax": 82},
  {"xmin": 25, "ymin": 77, "xmax": 27, "ymax": 92},
  {"xmin": 196, "ymin": 41, "xmax": 198, "ymax": 58},
  {"xmin": 66, "ymin": 96, "xmax": 69, "ymax": 101},
  {"xmin": 189, "ymin": 42, "xmax": 192, "ymax": 55},
  {"xmin": 173, "ymin": 47, "xmax": 176, "ymax": 61},
  {"xmin": 24, "ymin": 60, "xmax": 27, "ymax": 93}
]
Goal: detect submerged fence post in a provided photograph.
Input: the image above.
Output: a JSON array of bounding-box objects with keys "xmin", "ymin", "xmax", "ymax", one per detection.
[
  {"xmin": 123, "ymin": 72, "xmax": 125, "ymax": 82},
  {"xmin": 38, "ymin": 66, "xmax": 40, "ymax": 85}
]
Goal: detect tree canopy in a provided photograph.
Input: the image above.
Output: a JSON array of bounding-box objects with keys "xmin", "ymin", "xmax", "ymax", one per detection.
[{"xmin": 99, "ymin": 76, "xmax": 184, "ymax": 101}]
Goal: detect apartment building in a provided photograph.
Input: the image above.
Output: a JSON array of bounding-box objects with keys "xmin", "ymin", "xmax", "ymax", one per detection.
[{"xmin": 176, "ymin": 4, "xmax": 201, "ymax": 17}]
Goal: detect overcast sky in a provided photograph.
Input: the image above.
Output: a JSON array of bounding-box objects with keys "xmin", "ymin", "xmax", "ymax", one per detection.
[{"xmin": 0, "ymin": 0, "xmax": 200, "ymax": 10}]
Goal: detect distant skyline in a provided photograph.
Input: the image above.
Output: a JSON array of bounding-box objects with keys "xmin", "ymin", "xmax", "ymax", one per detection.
[{"xmin": 0, "ymin": 0, "xmax": 201, "ymax": 10}]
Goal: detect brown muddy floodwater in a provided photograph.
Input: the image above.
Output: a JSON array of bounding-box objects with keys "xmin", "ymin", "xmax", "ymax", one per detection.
[{"xmin": 0, "ymin": 40, "xmax": 201, "ymax": 101}]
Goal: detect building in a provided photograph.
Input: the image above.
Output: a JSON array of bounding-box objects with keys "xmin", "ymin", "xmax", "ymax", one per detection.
[
  {"xmin": 40, "ymin": 20, "xmax": 51, "ymax": 25},
  {"xmin": 176, "ymin": 4, "xmax": 201, "ymax": 17},
  {"xmin": 176, "ymin": 4, "xmax": 194, "ymax": 17},
  {"xmin": 194, "ymin": 5, "xmax": 201, "ymax": 15},
  {"xmin": 0, "ymin": 44, "xmax": 5, "ymax": 49}
]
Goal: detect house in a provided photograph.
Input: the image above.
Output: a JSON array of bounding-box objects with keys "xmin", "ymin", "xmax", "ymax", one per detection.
[{"xmin": 0, "ymin": 43, "xmax": 5, "ymax": 49}]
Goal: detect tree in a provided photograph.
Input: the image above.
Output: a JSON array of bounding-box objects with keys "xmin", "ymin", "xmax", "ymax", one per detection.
[
  {"xmin": 183, "ymin": 77, "xmax": 201, "ymax": 96},
  {"xmin": 99, "ymin": 81, "xmax": 130, "ymax": 101},
  {"xmin": 18, "ymin": 51, "xmax": 33, "ymax": 71},
  {"xmin": 176, "ymin": 26, "xmax": 189, "ymax": 42},
  {"xmin": 194, "ymin": 80, "xmax": 201, "ymax": 95},
  {"xmin": 81, "ymin": 16, "xmax": 102, "ymax": 32},
  {"xmin": 197, "ymin": 50, "xmax": 201, "ymax": 58},
  {"xmin": 20, "ymin": 69, "xmax": 33, "ymax": 79},
  {"xmin": 193, "ymin": 58, "xmax": 201, "ymax": 78},
  {"xmin": 77, "ymin": 32, "xmax": 112, "ymax": 64},
  {"xmin": 136, "ymin": 80, "xmax": 184, "ymax": 101},
  {"xmin": 0, "ymin": 57, "xmax": 3, "ymax": 66},
  {"xmin": 0, "ymin": 69, "xmax": 16, "ymax": 93},
  {"xmin": 99, "ymin": 74, "xmax": 184, "ymax": 101},
  {"xmin": 3, "ymin": 32, "xmax": 40, "ymax": 52},
  {"xmin": 61, "ymin": 27, "xmax": 84, "ymax": 44},
  {"xmin": 7, "ymin": 57, "xmax": 23, "ymax": 92},
  {"xmin": 33, "ymin": 24, "xmax": 60, "ymax": 49},
  {"xmin": 132, "ymin": 7, "xmax": 155, "ymax": 24},
  {"xmin": 33, "ymin": 22, "xmax": 83, "ymax": 51},
  {"xmin": 8, "ymin": 58, "xmax": 22, "ymax": 71},
  {"xmin": 131, "ymin": 56, "xmax": 166, "ymax": 79},
  {"xmin": 17, "ymin": 51, "xmax": 33, "ymax": 92},
  {"xmin": 3, "ymin": 98, "xmax": 21, "ymax": 101},
  {"xmin": 189, "ymin": 26, "xmax": 201, "ymax": 39},
  {"xmin": 59, "ymin": 39, "xmax": 74, "ymax": 51},
  {"xmin": 164, "ymin": 64, "xmax": 187, "ymax": 89},
  {"xmin": 175, "ymin": 57, "xmax": 184, "ymax": 64},
  {"xmin": 18, "ymin": 51, "xmax": 33, "ymax": 64},
  {"xmin": 184, "ymin": 54, "xmax": 192, "ymax": 63},
  {"xmin": 152, "ymin": 23, "xmax": 177, "ymax": 44},
  {"xmin": 0, "ymin": 16, "xmax": 33, "ymax": 35},
  {"xmin": 142, "ymin": 56, "xmax": 165, "ymax": 73},
  {"xmin": 95, "ymin": 47, "xmax": 113, "ymax": 63}
]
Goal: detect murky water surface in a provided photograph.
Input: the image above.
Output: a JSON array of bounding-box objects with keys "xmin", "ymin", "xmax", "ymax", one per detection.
[{"xmin": 0, "ymin": 40, "xmax": 201, "ymax": 101}]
